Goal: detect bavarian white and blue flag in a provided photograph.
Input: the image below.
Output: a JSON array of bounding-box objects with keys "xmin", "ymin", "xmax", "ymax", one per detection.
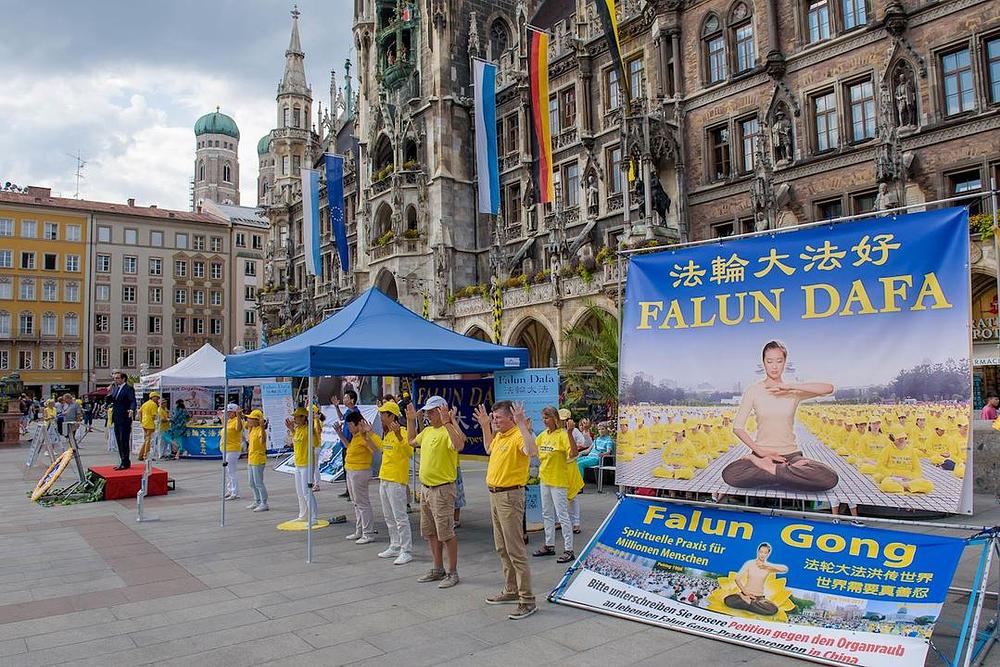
[
  {"xmin": 473, "ymin": 58, "xmax": 499, "ymax": 215},
  {"xmin": 300, "ymin": 167, "xmax": 322, "ymax": 276}
]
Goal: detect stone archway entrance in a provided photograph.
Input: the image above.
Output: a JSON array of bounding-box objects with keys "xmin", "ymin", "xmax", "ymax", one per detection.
[
  {"xmin": 375, "ymin": 269, "xmax": 398, "ymax": 300},
  {"xmin": 510, "ymin": 318, "xmax": 557, "ymax": 368}
]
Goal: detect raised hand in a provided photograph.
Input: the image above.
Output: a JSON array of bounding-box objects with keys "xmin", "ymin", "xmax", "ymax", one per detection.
[
  {"xmin": 405, "ymin": 402, "xmax": 417, "ymax": 420},
  {"xmin": 512, "ymin": 402, "xmax": 527, "ymax": 424},
  {"xmin": 473, "ymin": 404, "xmax": 490, "ymax": 427}
]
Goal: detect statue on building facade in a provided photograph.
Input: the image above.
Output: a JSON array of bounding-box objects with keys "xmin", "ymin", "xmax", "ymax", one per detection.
[
  {"xmin": 771, "ymin": 109, "xmax": 793, "ymax": 163},
  {"xmin": 895, "ymin": 70, "xmax": 916, "ymax": 128}
]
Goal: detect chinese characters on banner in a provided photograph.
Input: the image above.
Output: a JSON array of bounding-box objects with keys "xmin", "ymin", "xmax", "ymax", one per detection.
[
  {"xmin": 553, "ymin": 497, "xmax": 965, "ymax": 667},
  {"xmin": 494, "ymin": 368, "xmax": 560, "ymax": 435},
  {"xmin": 618, "ymin": 208, "xmax": 973, "ymax": 513},
  {"xmin": 414, "ymin": 379, "xmax": 494, "ymax": 457}
]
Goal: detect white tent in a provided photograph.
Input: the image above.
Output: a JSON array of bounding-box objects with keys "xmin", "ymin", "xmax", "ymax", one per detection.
[{"xmin": 140, "ymin": 343, "xmax": 267, "ymax": 390}]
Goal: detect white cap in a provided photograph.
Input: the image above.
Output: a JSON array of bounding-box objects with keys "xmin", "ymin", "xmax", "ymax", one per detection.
[
  {"xmin": 226, "ymin": 403, "xmax": 239, "ymax": 412},
  {"xmin": 420, "ymin": 395, "xmax": 448, "ymax": 412}
]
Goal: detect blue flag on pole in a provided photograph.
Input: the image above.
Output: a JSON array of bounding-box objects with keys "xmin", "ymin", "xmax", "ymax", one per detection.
[
  {"xmin": 473, "ymin": 58, "xmax": 499, "ymax": 215},
  {"xmin": 300, "ymin": 167, "xmax": 322, "ymax": 277},
  {"xmin": 324, "ymin": 153, "xmax": 349, "ymax": 273}
]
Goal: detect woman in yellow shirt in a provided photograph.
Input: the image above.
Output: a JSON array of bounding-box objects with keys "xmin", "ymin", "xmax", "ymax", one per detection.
[
  {"xmin": 219, "ymin": 403, "xmax": 245, "ymax": 500},
  {"xmin": 284, "ymin": 407, "xmax": 318, "ymax": 522},
  {"xmin": 533, "ymin": 406, "xmax": 576, "ymax": 563},
  {"xmin": 156, "ymin": 398, "xmax": 171, "ymax": 459},
  {"xmin": 245, "ymin": 409, "xmax": 269, "ymax": 512},
  {"xmin": 335, "ymin": 410, "xmax": 382, "ymax": 544},
  {"xmin": 375, "ymin": 401, "xmax": 413, "ymax": 564}
]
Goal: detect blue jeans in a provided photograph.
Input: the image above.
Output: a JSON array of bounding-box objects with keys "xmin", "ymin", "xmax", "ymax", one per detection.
[{"xmin": 248, "ymin": 464, "xmax": 268, "ymax": 505}]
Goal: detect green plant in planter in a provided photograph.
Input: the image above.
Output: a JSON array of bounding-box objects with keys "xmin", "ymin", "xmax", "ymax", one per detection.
[
  {"xmin": 532, "ymin": 269, "xmax": 550, "ymax": 284},
  {"xmin": 595, "ymin": 245, "xmax": 613, "ymax": 265},
  {"xmin": 970, "ymin": 212, "xmax": 996, "ymax": 240},
  {"xmin": 576, "ymin": 264, "xmax": 593, "ymax": 284},
  {"xmin": 402, "ymin": 228, "xmax": 420, "ymax": 239},
  {"xmin": 374, "ymin": 230, "xmax": 395, "ymax": 247},
  {"xmin": 402, "ymin": 160, "xmax": 419, "ymax": 171}
]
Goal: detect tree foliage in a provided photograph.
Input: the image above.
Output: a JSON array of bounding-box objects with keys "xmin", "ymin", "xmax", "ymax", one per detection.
[{"xmin": 562, "ymin": 303, "xmax": 620, "ymax": 416}]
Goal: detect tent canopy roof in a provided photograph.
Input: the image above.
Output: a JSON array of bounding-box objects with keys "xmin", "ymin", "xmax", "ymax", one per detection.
[
  {"xmin": 226, "ymin": 287, "xmax": 529, "ymax": 378},
  {"xmin": 143, "ymin": 343, "xmax": 262, "ymax": 388}
]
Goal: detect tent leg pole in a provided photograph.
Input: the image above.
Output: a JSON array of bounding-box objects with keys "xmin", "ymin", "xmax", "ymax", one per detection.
[
  {"xmin": 307, "ymin": 376, "xmax": 315, "ymax": 564},
  {"xmin": 221, "ymin": 379, "xmax": 228, "ymax": 528}
]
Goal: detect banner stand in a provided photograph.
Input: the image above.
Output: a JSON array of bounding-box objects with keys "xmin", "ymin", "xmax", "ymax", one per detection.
[{"xmin": 550, "ymin": 495, "xmax": 999, "ymax": 667}]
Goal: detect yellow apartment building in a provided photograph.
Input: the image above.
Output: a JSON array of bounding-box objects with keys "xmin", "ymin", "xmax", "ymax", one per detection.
[{"xmin": 0, "ymin": 190, "xmax": 89, "ymax": 398}]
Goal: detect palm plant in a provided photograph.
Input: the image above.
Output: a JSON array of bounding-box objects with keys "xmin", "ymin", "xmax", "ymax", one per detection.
[{"xmin": 561, "ymin": 302, "xmax": 620, "ymax": 415}]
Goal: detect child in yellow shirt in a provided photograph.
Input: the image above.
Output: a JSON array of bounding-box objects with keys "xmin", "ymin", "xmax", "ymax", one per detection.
[
  {"xmin": 246, "ymin": 410, "xmax": 269, "ymax": 512},
  {"xmin": 876, "ymin": 428, "xmax": 933, "ymax": 494}
]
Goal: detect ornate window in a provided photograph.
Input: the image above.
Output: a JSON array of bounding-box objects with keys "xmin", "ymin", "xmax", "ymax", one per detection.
[
  {"xmin": 223, "ymin": 162, "xmax": 232, "ymax": 182},
  {"xmin": 807, "ymin": 0, "xmax": 831, "ymax": 43},
  {"xmin": 702, "ymin": 15, "xmax": 727, "ymax": 84},
  {"xmin": 490, "ymin": 19, "xmax": 510, "ymax": 60},
  {"xmin": 198, "ymin": 160, "xmax": 205, "ymax": 181},
  {"xmin": 64, "ymin": 313, "xmax": 79, "ymax": 337},
  {"xmin": 293, "ymin": 105, "xmax": 301, "ymax": 128},
  {"xmin": 730, "ymin": 3, "xmax": 755, "ymax": 73}
]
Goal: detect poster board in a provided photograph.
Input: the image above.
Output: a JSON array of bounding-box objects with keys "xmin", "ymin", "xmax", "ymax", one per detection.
[{"xmin": 617, "ymin": 208, "xmax": 973, "ymax": 513}]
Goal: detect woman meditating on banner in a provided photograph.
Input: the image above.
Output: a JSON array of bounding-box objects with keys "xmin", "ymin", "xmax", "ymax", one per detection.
[{"xmin": 721, "ymin": 340, "xmax": 839, "ymax": 492}]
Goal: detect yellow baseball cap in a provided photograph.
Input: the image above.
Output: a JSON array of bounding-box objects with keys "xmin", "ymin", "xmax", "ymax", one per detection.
[
  {"xmin": 293, "ymin": 407, "xmax": 308, "ymax": 417},
  {"xmin": 247, "ymin": 409, "xmax": 264, "ymax": 420},
  {"xmin": 558, "ymin": 408, "xmax": 572, "ymax": 421},
  {"xmin": 149, "ymin": 391, "xmax": 160, "ymax": 399},
  {"xmin": 379, "ymin": 401, "xmax": 401, "ymax": 418}
]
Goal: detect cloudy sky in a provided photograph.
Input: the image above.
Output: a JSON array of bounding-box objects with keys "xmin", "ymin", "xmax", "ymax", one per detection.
[{"xmin": 0, "ymin": 1, "xmax": 353, "ymax": 211}]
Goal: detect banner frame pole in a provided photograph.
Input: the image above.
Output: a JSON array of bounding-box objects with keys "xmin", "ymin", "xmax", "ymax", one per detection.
[
  {"xmin": 549, "ymin": 496, "xmax": 623, "ymax": 603},
  {"xmin": 617, "ymin": 191, "xmax": 999, "ymax": 257},
  {"xmin": 306, "ymin": 375, "xmax": 315, "ymax": 564},
  {"xmin": 954, "ymin": 536, "xmax": 994, "ymax": 666},
  {"xmin": 220, "ymin": 378, "xmax": 228, "ymax": 527}
]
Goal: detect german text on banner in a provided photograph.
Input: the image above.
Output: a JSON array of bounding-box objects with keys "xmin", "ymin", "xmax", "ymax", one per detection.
[
  {"xmin": 300, "ymin": 167, "xmax": 322, "ymax": 277},
  {"xmin": 473, "ymin": 59, "xmax": 500, "ymax": 215},
  {"xmin": 323, "ymin": 153, "xmax": 349, "ymax": 273},
  {"xmin": 553, "ymin": 497, "xmax": 965, "ymax": 667},
  {"xmin": 527, "ymin": 27, "xmax": 554, "ymax": 204},
  {"xmin": 414, "ymin": 379, "xmax": 494, "ymax": 457},
  {"xmin": 617, "ymin": 208, "xmax": 973, "ymax": 513}
]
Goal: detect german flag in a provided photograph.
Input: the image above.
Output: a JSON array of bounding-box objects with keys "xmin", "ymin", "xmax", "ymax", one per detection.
[
  {"xmin": 594, "ymin": 0, "xmax": 630, "ymax": 106},
  {"xmin": 527, "ymin": 27, "xmax": 554, "ymax": 204}
]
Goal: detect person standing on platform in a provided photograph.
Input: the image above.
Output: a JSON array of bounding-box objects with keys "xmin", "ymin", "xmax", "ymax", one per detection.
[
  {"xmin": 406, "ymin": 396, "xmax": 465, "ymax": 588},
  {"xmin": 335, "ymin": 411, "xmax": 382, "ymax": 544},
  {"xmin": 138, "ymin": 391, "xmax": 160, "ymax": 461},
  {"xmin": 106, "ymin": 371, "xmax": 137, "ymax": 470},
  {"xmin": 285, "ymin": 407, "xmax": 319, "ymax": 522},
  {"xmin": 246, "ymin": 409, "xmax": 269, "ymax": 512},
  {"xmin": 220, "ymin": 403, "xmax": 245, "ymax": 500},
  {"xmin": 376, "ymin": 401, "xmax": 414, "ymax": 564},
  {"xmin": 475, "ymin": 400, "xmax": 539, "ymax": 620}
]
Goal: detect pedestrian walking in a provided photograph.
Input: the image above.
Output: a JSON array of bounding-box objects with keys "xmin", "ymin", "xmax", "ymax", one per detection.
[
  {"xmin": 475, "ymin": 400, "xmax": 539, "ymax": 620},
  {"xmin": 405, "ymin": 396, "xmax": 465, "ymax": 588}
]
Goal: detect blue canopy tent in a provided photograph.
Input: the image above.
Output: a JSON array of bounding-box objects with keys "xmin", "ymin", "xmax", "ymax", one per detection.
[
  {"xmin": 226, "ymin": 286, "xmax": 529, "ymax": 378},
  {"xmin": 223, "ymin": 287, "xmax": 529, "ymax": 562}
]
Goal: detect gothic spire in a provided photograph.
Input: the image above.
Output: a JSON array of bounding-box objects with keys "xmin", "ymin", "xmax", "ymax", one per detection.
[{"xmin": 280, "ymin": 4, "xmax": 309, "ymax": 95}]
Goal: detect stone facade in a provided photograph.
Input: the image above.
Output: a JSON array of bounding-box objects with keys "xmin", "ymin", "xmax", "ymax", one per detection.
[{"xmin": 257, "ymin": 0, "xmax": 1000, "ymax": 372}]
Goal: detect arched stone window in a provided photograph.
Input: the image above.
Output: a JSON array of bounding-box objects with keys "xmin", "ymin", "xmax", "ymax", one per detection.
[
  {"xmin": 283, "ymin": 106, "xmax": 290, "ymax": 127},
  {"xmin": 223, "ymin": 162, "xmax": 232, "ymax": 183},
  {"xmin": 293, "ymin": 105, "xmax": 301, "ymax": 128},
  {"xmin": 490, "ymin": 19, "xmax": 511, "ymax": 60},
  {"xmin": 729, "ymin": 2, "xmax": 755, "ymax": 74},
  {"xmin": 63, "ymin": 313, "xmax": 79, "ymax": 337},
  {"xmin": 702, "ymin": 14, "xmax": 727, "ymax": 84},
  {"xmin": 198, "ymin": 160, "xmax": 205, "ymax": 181}
]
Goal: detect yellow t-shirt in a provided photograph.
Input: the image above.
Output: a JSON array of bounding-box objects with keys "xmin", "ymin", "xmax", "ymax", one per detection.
[
  {"xmin": 292, "ymin": 424, "xmax": 318, "ymax": 467},
  {"xmin": 247, "ymin": 426, "xmax": 267, "ymax": 466},
  {"xmin": 379, "ymin": 427, "xmax": 412, "ymax": 485},
  {"xmin": 877, "ymin": 444, "xmax": 922, "ymax": 479},
  {"xmin": 220, "ymin": 417, "xmax": 244, "ymax": 452},
  {"xmin": 140, "ymin": 399, "xmax": 159, "ymax": 430},
  {"xmin": 44, "ymin": 406, "xmax": 56, "ymax": 422},
  {"xmin": 416, "ymin": 425, "xmax": 458, "ymax": 486},
  {"xmin": 345, "ymin": 431, "xmax": 382, "ymax": 471},
  {"xmin": 486, "ymin": 426, "xmax": 529, "ymax": 488},
  {"xmin": 158, "ymin": 407, "xmax": 170, "ymax": 431},
  {"xmin": 536, "ymin": 429, "xmax": 571, "ymax": 488}
]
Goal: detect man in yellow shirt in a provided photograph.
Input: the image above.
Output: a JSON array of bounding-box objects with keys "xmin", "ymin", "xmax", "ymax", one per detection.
[
  {"xmin": 406, "ymin": 395, "xmax": 465, "ymax": 588},
  {"xmin": 137, "ymin": 391, "xmax": 160, "ymax": 461},
  {"xmin": 376, "ymin": 401, "xmax": 413, "ymax": 564},
  {"xmin": 475, "ymin": 400, "xmax": 539, "ymax": 620}
]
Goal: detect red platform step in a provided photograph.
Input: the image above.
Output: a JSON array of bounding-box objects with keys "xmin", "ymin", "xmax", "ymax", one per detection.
[{"xmin": 89, "ymin": 465, "xmax": 168, "ymax": 500}]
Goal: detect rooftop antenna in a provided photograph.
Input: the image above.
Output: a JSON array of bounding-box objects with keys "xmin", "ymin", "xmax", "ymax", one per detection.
[{"xmin": 66, "ymin": 150, "xmax": 86, "ymax": 198}]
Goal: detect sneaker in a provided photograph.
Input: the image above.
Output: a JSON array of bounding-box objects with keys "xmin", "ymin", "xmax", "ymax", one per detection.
[
  {"xmin": 832, "ymin": 518, "xmax": 841, "ymax": 524},
  {"xmin": 355, "ymin": 535, "xmax": 376, "ymax": 545},
  {"xmin": 851, "ymin": 520, "xmax": 864, "ymax": 526},
  {"xmin": 246, "ymin": 502, "xmax": 259, "ymax": 510},
  {"xmin": 417, "ymin": 568, "xmax": 446, "ymax": 583},
  {"xmin": 253, "ymin": 504, "xmax": 269, "ymax": 512},
  {"xmin": 508, "ymin": 604, "xmax": 537, "ymax": 620},
  {"xmin": 378, "ymin": 547, "xmax": 401, "ymax": 558},
  {"xmin": 438, "ymin": 571, "xmax": 460, "ymax": 589},
  {"xmin": 227, "ymin": 494, "xmax": 240, "ymax": 500},
  {"xmin": 345, "ymin": 532, "xmax": 361, "ymax": 540},
  {"xmin": 393, "ymin": 552, "xmax": 413, "ymax": 565},
  {"xmin": 485, "ymin": 592, "xmax": 519, "ymax": 605}
]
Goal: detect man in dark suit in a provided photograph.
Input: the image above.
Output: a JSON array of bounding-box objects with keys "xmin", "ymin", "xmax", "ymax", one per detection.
[{"xmin": 106, "ymin": 371, "xmax": 137, "ymax": 469}]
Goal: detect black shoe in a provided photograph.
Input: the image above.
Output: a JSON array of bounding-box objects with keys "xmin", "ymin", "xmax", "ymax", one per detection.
[
  {"xmin": 338, "ymin": 491, "xmax": 350, "ymax": 498},
  {"xmin": 113, "ymin": 465, "xmax": 124, "ymax": 470}
]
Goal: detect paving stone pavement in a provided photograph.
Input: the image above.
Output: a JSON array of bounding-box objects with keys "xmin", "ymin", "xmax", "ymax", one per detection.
[{"xmin": 2, "ymin": 428, "xmax": 998, "ymax": 666}]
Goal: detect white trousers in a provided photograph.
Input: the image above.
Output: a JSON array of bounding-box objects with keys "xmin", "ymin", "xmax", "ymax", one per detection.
[
  {"xmin": 224, "ymin": 451, "xmax": 241, "ymax": 496},
  {"xmin": 540, "ymin": 483, "xmax": 573, "ymax": 551},
  {"xmin": 570, "ymin": 496, "xmax": 581, "ymax": 527},
  {"xmin": 346, "ymin": 469, "xmax": 375, "ymax": 536},
  {"xmin": 379, "ymin": 480, "xmax": 412, "ymax": 553},
  {"xmin": 294, "ymin": 466, "xmax": 318, "ymax": 521}
]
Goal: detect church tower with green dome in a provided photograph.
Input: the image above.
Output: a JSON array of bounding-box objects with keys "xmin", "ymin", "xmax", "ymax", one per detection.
[{"xmin": 193, "ymin": 107, "xmax": 241, "ymax": 208}]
